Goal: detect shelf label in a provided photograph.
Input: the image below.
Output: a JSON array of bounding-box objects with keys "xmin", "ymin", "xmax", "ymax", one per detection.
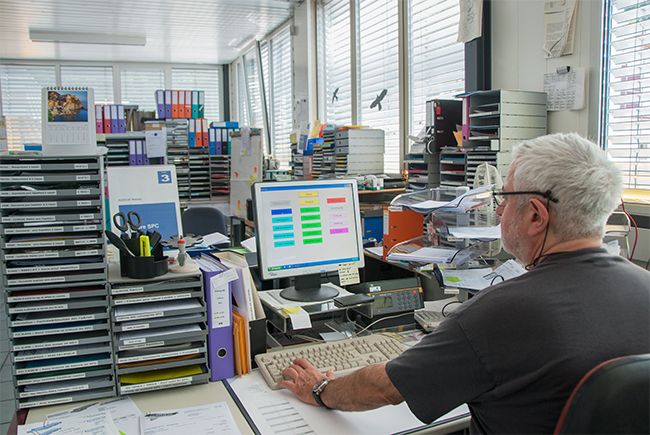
[
  {"xmin": 8, "ymin": 293, "xmax": 70, "ymax": 303},
  {"xmin": 111, "ymin": 286, "xmax": 144, "ymax": 295},
  {"xmin": 114, "ymin": 292, "xmax": 191, "ymax": 305},
  {"xmin": 76, "ymin": 175, "xmax": 91, "ymax": 181},
  {"xmin": 74, "ymin": 238, "xmax": 98, "ymax": 245},
  {"xmin": 16, "ymin": 359, "xmax": 99, "ymax": 375},
  {"xmin": 9, "ymin": 304, "xmax": 68, "ymax": 314},
  {"xmin": 17, "ymin": 371, "xmax": 87, "ymax": 386},
  {"xmin": 4, "ymin": 226, "xmax": 64, "ymax": 234},
  {"xmin": 20, "ymin": 384, "xmax": 90, "ymax": 398},
  {"xmin": 5, "ymin": 251, "xmax": 61, "ymax": 260},
  {"xmin": 0, "ymin": 164, "xmax": 41, "ymax": 170},
  {"xmin": 11, "ymin": 314, "xmax": 95, "ymax": 327},
  {"xmin": 8, "ymin": 276, "xmax": 67, "ymax": 285},
  {"xmin": 0, "ymin": 176, "xmax": 44, "ymax": 182},
  {"xmin": 23, "ymin": 397, "xmax": 74, "ymax": 408},
  {"xmin": 12, "ymin": 324, "xmax": 95, "ymax": 337},
  {"xmin": 13, "ymin": 339, "xmax": 80, "ymax": 351},
  {"xmin": 75, "ymin": 249, "xmax": 99, "ymax": 257},
  {"xmin": 115, "ymin": 311, "xmax": 164, "ymax": 322},
  {"xmin": 7, "ymin": 264, "xmax": 80, "ymax": 274},
  {"xmin": 15, "ymin": 349, "xmax": 79, "ymax": 362},
  {"xmin": 6, "ymin": 240, "xmax": 66, "ymax": 248},
  {"xmin": 79, "ymin": 213, "xmax": 95, "ymax": 220},
  {"xmin": 117, "ymin": 347, "xmax": 200, "ymax": 364},
  {"xmin": 120, "ymin": 376, "xmax": 193, "ymax": 394},
  {"xmin": 120, "ymin": 322, "xmax": 149, "ymax": 331},
  {"xmin": 74, "ymin": 163, "xmax": 89, "ymax": 169},
  {"xmin": 76, "ymin": 200, "xmax": 92, "ymax": 207},
  {"xmin": 72, "ymin": 225, "xmax": 98, "ymax": 231}
]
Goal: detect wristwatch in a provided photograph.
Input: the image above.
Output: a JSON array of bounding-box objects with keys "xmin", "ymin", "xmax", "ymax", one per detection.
[{"xmin": 312, "ymin": 378, "xmax": 332, "ymax": 409}]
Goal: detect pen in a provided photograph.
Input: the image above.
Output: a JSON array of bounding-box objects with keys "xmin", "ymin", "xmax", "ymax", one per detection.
[{"xmin": 139, "ymin": 235, "xmax": 151, "ymax": 257}]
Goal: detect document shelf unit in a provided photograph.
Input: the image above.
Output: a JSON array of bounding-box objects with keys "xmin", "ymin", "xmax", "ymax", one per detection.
[
  {"xmin": 210, "ymin": 155, "xmax": 230, "ymax": 197},
  {"xmin": 0, "ymin": 155, "xmax": 115, "ymax": 409},
  {"xmin": 97, "ymin": 132, "xmax": 145, "ymax": 167},
  {"xmin": 334, "ymin": 129, "xmax": 385, "ymax": 175},
  {"xmin": 188, "ymin": 148, "xmax": 211, "ymax": 202},
  {"xmin": 108, "ymin": 267, "xmax": 210, "ymax": 396},
  {"xmin": 461, "ymin": 89, "xmax": 547, "ymax": 179},
  {"xmin": 165, "ymin": 119, "xmax": 191, "ymax": 209},
  {"xmin": 405, "ymin": 152, "xmax": 428, "ymax": 191},
  {"xmin": 439, "ymin": 149, "xmax": 467, "ymax": 187}
]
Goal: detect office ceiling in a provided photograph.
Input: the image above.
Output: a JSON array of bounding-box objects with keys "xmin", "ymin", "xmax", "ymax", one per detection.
[{"xmin": 0, "ymin": 0, "xmax": 297, "ymax": 65}]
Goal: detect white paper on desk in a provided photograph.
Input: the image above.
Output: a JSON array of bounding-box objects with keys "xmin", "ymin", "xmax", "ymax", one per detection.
[
  {"xmin": 458, "ymin": 0, "xmax": 482, "ymax": 43},
  {"xmin": 241, "ymin": 236, "xmax": 257, "ymax": 253},
  {"xmin": 440, "ymin": 267, "xmax": 493, "ymax": 290},
  {"xmin": 258, "ymin": 284, "xmax": 354, "ymax": 310},
  {"xmin": 228, "ymin": 370, "xmax": 470, "ymax": 435},
  {"xmin": 447, "ymin": 225, "xmax": 501, "ymax": 240},
  {"xmin": 34, "ymin": 410, "xmax": 120, "ymax": 434},
  {"xmin": 140, "ymin": 403, "xmax": 239, "ymax": 435},
  {"xmin": 202, "ymin": 231, "xmax": 230, "ymax": 246},
  {"xmin": 46, "ymin": 396, "xmax": 142, "ymax": 435}
]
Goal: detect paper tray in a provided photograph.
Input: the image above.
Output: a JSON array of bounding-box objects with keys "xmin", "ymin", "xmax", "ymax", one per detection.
[
  {"xmin": 116, "ymin": 356, "xmax": 208, "ymax": 375},
  {"xmin": 116, "ymin": 328, "xmax": 207, "ymax": 350},
  {"xmin": 10, "ymin": 308, "xmax": 109, "ymax": 328},
  {"xmin": 7, "ymin": 286, "xmax": 108, "ymax": 303},
  {"xmin": 113, "ymin": 303, "xmax": 205, "ymax": 323},
  {"xmin": 0, "ymin": 211, "xmax": 102, "ymax": 224},
  {"xmin": 3, "ymin": 246, "xmax": 105, "ymax": 261},
  {"xmin": 113, "ymin": 312, "xmax": 207, "ymax": 332},
  {"xmin": 13, "ymin": 342, "xmax": 113, "ymax": 363},
  {"xmin": 16, "ymin": 366, "xmax": 114, "ymax": 387},
  {"xmin": 1, "ymin": 235, "xmax": 103, "ymax": 247},
  {"xmin": 117, "ymin": 370, "xmax": 209, "ymax": 395},
  {"xmin": 0, "ymin": 161, "xmax": 101, "ymax": 171},
  {"xmin": 14, "ymin": 353, "xmax": 114, "ymax": 376},
  {"xmin": 8, "ymin": 296, "xmax": 109, "ymax": 314},
  {"xmin": 12, "ymin": 330, "xmax": 111, "ymax": 352},
  {"xmin": 17, "ymin": 387, "xmax": 115, "ymax": 409},
  {"xmin": 0, "ymin": 173, "xmax": 101, "ymax": 183},
  {"xmin": 5, "ymin": 261, "xmax": 106, "ymax": 276},
  {"xmin": 17, "ymin": 376, "xmax": 114, "ymax": 399},
  {"xmin": 5, "ymin": 280, "xmax": 107, "ymax": 294},
  {"xmin": 0, "ymin": 199, "xmax": 102, "ymax": 210},
  {"xmin": 110, "ymin": 277, "xmax": 202, "ymax": 295}
]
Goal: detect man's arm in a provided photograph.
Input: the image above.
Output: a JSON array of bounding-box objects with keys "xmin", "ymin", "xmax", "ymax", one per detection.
[{"xmin": 279, "ymin": 358, "xmax": 404, "ymax": 411}]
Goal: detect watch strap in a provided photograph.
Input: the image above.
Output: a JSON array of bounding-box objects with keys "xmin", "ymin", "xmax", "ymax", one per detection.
[{"xmin": 312, "ymin": 379, "xmax": 332, "ymax": 409}]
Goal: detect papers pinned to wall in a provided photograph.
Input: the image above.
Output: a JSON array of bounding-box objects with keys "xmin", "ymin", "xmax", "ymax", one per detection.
[
  {"xmin": 544, "ymin": 67, "xmax": 587, "ymax": 111},
  {"xmin": 543, "ymin": 0, "xmax": 579, "ymax": 58}
]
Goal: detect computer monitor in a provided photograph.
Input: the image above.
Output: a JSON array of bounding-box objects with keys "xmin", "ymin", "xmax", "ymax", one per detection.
[{"xmin": 253, "ymin": 179, "xmax": 365, "ymax": 302}]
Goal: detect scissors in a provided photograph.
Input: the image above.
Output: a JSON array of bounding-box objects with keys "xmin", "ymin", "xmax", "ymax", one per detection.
[{"xmin": 112, "ymin": 211, "xmax": 142, "ymax": 239}]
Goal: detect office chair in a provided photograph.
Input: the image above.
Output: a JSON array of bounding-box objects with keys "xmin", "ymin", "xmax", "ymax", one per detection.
[
  {"xmin": 181, "ymin": 206, "xmax": 228, "ymax": 237},
  {"xmin": 554, "ymin": 354, "xmax": 650, "ymax": 434}
]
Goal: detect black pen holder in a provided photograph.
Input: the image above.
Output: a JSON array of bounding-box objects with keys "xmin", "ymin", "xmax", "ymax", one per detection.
[{"xmin": 119, "ymin": 238, "xmax": 167, "ymax": 279}]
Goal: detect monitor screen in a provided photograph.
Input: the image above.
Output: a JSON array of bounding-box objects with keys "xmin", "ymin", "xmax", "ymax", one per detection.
[{"xmin": 253, "ymin": 179, "xmax": 365, "ymax": 281}]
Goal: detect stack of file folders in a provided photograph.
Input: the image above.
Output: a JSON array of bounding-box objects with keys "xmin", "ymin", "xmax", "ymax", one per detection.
[
  {"xmin": 210, "ymin": 155, "xmax": 230, "ymax": 197},
  {"xmin": 98, "ymin": 133, "xmax": 143, "ymax": 167},
  {"xmin": 108, "ymin": 266, "xmax": 209, "ymax": 395},
  {"xmin": 0, "ymin": 155, "xmax": 115, "ymax": 409}
]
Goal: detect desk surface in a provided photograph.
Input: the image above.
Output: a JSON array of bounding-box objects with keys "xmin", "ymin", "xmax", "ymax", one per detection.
[{"xmin": 24, "ymin": 382, "xmax": 254, "ymax": 435}]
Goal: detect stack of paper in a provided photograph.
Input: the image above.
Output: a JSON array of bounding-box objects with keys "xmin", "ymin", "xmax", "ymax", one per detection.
[{"xmin": 387, "ymin": 247, "xmax": 459, "ymax": 264}]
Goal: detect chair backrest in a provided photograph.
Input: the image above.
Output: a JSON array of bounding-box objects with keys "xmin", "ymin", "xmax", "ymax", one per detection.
[
  {"xmin": 181, "ymin": 206, "xmax": 228, "ymax": 237},
  {"xmin": 554, "ymin": 354, "xmax": 650, "ymax": 434}
]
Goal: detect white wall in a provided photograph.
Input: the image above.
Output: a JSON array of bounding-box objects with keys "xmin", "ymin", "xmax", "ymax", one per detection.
[{"xmin": 491, "ymin": 0, "xmax": 603, "ymax": 139}]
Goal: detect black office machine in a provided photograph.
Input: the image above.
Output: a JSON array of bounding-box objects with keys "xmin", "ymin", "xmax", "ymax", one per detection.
[{"xmin": 348, "ymin": 277, "xmax": 424, "ymax": 328}]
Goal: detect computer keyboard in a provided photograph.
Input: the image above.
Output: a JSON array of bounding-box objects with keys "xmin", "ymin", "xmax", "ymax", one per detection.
[
  {"xmin": 255, "ymin": 334, "xmax": 407, "ymax": 389},
  {"xmin": 414, "ymin": 309, "xmax": 445, "ymax": 332}
]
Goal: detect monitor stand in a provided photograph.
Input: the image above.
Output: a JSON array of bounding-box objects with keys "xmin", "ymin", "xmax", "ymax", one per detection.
[{"xmin": 280, "ymin": 274, "xmax": 340, "ymax": 303}]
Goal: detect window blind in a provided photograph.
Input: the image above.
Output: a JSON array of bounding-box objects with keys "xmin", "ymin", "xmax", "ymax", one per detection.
[
  {"xmin": 0, "ymin": 65, "xmax": 56, "ymax": 150},
  {"xmin": 603, "ymin": 0, "xmax": 650, "ymax": 189},
  {"xmin": 236, "ymin": 61, "xmax": 250, "ymax": 125},
  {"xmin": 270, "ymin": 26, "xmax": 293, "ymax": 169},
  {"xmin": 357, "ymin": 0, "xmax": 400, "ymax": 174},
  {"xmin": 120, "ymin": 69, "xmax": 165, "ymax": 112},
  {"xmin": 408, "ymin": 0, "xmax": 465, "ymax": 136},
  {"xmin": 171, "ymin": 68, "xmax": 222, "ymax": 121},
  {"xmin": 61, "ymin": 66, "xmax": 114, "ymax": 104},
  {"xmin": 320, "ymin": 0, "xmax": 352, "ymax": 125},
  {"xmin": 260, "ymin": 41, "xmax": 272, "ymax": 121},
  {"xmin": 244, "ymin": 50, "xmax": 264, "ymax": 128}
]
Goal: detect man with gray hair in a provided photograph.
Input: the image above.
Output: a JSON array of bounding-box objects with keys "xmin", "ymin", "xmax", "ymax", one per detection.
[{"xmin": 280, "ymin": 133, "xmax": 650, "ymax": 434}]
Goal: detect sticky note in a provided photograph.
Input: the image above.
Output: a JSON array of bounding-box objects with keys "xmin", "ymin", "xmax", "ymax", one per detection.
[{"xmin": 338, "ymin": 262, "xmax": 360, "ymax": 286}]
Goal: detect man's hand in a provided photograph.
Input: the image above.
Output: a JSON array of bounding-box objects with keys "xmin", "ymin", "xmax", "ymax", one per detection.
[{"xmin": 278, "ymin": 358, "xmax": 335, "ymax": 406}]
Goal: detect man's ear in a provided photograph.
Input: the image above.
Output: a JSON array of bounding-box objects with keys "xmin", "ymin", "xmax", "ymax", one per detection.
[{"xmin": 526, "ymin": 198, "xmax": 550, "ymax": 237}]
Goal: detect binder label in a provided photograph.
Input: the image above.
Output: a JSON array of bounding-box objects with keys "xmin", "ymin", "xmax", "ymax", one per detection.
[
  {"xmin": 112, "ymin": 286, "xmax": 144, "ymax": 295},
  {"xmin": 8, "ymin": 293, "xmax": 70, "ymax": 302},
  {"xmin": 117, "ymin": 347, "xmax": 201, "ymax": 364},
  {"xmin": 120, "ymin": 376, "xmax": 193, "ymax": 393},
  {"xmin": 76, "ymin": 249, "xmax": 99, "ymax": 257},
  {"xmin": 6, "ymin": 240, "xmax": 66, "ymax": 248},
  {"xmin": 13, "ymin": 339, "xmax": 80, "ymax": 351},
  {"xmin": 74, "ymin": 239, "xmax": 98, "ymax": 245},
  {"xmin": 0, "ymin": 176, "xmax": 44, "ymax": 182},
  {"xmin": 8, "ymin": 264, "xmax": 80, "ymax": 274},
  {"xmin": 20, "ymin": 384, "xmax": 90, "ymax": 398},
  {"xmin": 76, "ymin": 175, "xmax": 91, "ymax": 181},
  {"xmin": 115, "ymin": 311, "xmax": 164, "ymax": 322},
  {"xmin": 16, "ymin": 359, "xmax": 100, "ymax": 374},
  {"xmin": 23, "ymin": 397, "xmax": 74, "ymax": 407},
  {"xmin": 74, "ymin": 164, "xmax": 89, "ymax": 170},
  {"xmin": 9, "ymin": 303, "xmax": 67, "ymax": 313},
  {"xmin": 209, "ymin": 274, "xmax": 234, "ymax": 328},
  {"xmin": 12, "ymin": 324, "xmax": 95, "ymax": 337},
  {"xmin": 4, "ymin": 226, "xmax": 64, "ymax": 234},
  {"xmin": 121, "ymin": 323, "xmax": 149, "ymax": 331},
  {"xmin": 72, "ymin": 225, "xmax": 98, "ymax": 231},
  {"xmin": 15, "ymin": 349, "xmax": 79, "ymax": 362},
  {"xmin": 113, "ymin": 292, "xmax": 191, "ymax": 305},
  {"xmin": 8, "ymin": 276, "xmax": 66, "ymax": 285},
  {"xmin": 16, "ymin": 371, "xmax": 87, "ymax": 386}
]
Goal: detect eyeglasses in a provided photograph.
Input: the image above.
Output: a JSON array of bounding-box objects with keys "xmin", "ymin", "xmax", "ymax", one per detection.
[{"xmin": 492, "ymin": 190, "xmax": 559, "ymax": 206}]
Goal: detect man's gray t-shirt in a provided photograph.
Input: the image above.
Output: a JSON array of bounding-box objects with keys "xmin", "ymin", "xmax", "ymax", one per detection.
[{"xmin": 386, "ymin": 248, "xmax": 650, "ymax": 434}]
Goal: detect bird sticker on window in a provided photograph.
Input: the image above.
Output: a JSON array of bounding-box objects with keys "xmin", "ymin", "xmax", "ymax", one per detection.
[
  {"xmin": 332, "ymin": 87, "xmax": 340, "ymax": 104},
  {"xmin": 370, "ymin": 89, "xmax": 388, "ymax": 111}
]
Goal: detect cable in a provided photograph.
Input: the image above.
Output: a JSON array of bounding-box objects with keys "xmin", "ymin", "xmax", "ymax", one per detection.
[
  {"xmin": 354, "ymin": 312, "xmax": 414, "ymax": 336},
  {"xmin": 442, "ymin": 300, "xmax": 462, "ymax": 317},
  {"xmin": 490, "ymin": 274, "xmax": 505, "ymax": 286},
  {"xmin": 619, "ymin": 198, "xmax": 638, "ymax": 260},
  {"xmin": 289, "ymin": 334, "xmax": 324, "ymax": 344}
]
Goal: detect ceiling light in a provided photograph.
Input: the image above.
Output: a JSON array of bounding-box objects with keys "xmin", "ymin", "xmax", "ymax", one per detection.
[{"xmin": 29, "ymin": 30, "xmax": 146, "ymax": 46}]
